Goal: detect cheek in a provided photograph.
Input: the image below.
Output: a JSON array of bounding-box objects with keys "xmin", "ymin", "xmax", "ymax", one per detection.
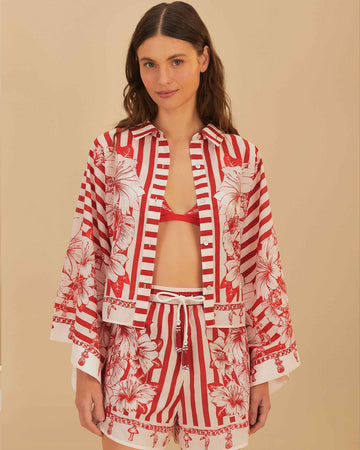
[
  {"xmin": 179, "ymin": 68, "xmax": 200, "ymax": 87},
  {"xmin": 140, "ymin": 71, "xmax": 154, "ymax": 89}
]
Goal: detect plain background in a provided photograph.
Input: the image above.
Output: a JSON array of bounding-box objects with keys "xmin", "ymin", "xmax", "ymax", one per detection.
[{"xmin": 1, "ymin": 0, "xmax": 359, "ymax": 449}]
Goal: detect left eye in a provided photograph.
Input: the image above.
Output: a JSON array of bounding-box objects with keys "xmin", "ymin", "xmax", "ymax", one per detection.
[{"xmin": 173, "ymin": 59, "xmax": 183, "ymax": 66}]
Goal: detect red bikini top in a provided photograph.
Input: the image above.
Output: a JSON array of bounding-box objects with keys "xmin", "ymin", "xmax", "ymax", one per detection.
[{"xmin": 160, "ymin": 197, "xmax": 200, "ymax": 226}]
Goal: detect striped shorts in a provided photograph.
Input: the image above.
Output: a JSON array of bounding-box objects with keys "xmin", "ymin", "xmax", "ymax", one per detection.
[{"xmin": 98, "ymin": 285, "xmax": 250, "ymax": 450}]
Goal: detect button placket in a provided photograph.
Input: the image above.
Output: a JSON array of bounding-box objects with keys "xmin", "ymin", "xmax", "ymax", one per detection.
[
  {"xmin": 133, "ymin": 138, "xmax": 171, "ymax": 328},
  {"xmin": 189, "ymin": 140, "xmax": 215, "ymax": 327}
]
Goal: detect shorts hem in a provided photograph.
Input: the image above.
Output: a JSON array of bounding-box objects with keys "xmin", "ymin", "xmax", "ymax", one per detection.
[
  {"xmin": 99, "ymin": 422, "xmax": 167, "ymax": 450},
  {"xmin": 227, "ymin": 443, "xmax": 249, "ymax": 450}
]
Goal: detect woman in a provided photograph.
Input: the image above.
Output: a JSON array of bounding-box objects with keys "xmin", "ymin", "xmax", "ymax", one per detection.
[{"xmin": 50, "ymin": 2, "xmax": 301, "ymax": 450}]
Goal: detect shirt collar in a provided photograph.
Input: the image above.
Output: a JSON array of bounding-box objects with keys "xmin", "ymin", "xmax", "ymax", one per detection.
[{"xmin": 130, "ymin": 120, "xmax": 225, "ymax": 147}]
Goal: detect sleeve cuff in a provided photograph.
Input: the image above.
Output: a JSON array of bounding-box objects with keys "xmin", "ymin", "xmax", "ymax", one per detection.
[
  {"xmin": 250, "ymin": 348, "xmax": 301, "ymax": 395},
  {"xmin": 70, "ymin": 342, "xmax": 102, "ymax": 392},
  {"xmin": 50, "ymin": 321, "xmax": 72, "ymax": 343}
]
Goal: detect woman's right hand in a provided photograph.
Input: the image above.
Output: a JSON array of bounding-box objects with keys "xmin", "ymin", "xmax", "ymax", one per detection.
[{"xmin": 75, "ymin": 368, "xmax": 105, "ymax": 437}]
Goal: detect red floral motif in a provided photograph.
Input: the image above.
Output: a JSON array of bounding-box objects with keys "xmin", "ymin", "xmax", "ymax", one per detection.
[
  {"xmin": 67, "ymin": 267, "xmax": 94, "ymax": 313},
  {"xmin": 213, "ymin": 165, "xmax": 254, "ymax": 218},
  {"xmin": 103, "ymin": 326, "xmax": 163, "ymax": 417},
  {"xmin": 49, "ymin": 127, "xmax": 301, "ymax": 444},
  {"xmin": 208, "ymin": 380, "xmax": 248, "ymax": 419},
  {"xmin": 63, "ymin": 228, "xmax": 82, "ymax": 277},
  {"xmin": 129, "ymin": 329, "xmax": 163, "ymax": 374},
  {"xmin": 113, "ymin": 158, "xmax": 145, "ymax": 215},
  {"xmin": 107, "ymin": 249, "xmax": 128, "ymax": 282},
  {"xmin": 256, "ymin": 234, "xmax": 283, "ymax": 300},
  {"xmin": 111, "ymin": 376, "xmax": 158, "ymax": 414},
  {"xmin": 93, "ymin": 144, "xmax": 105, "ymax": 167},
  {"xmin": 112, "ymin": 212, "xmax": 136, "ymax": 251},
  {"xmin": 208, "ymin": 328, "xmax": 250, "ymax": 422},
  {"xmin": 208, "ymin": 334, "xmax": 232, "ymax": 378}
]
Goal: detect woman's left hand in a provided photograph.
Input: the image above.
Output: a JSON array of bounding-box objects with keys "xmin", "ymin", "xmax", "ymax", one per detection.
[{"xmin": 248, "ymin": 381, "xmax": 271, "ymax": 435}]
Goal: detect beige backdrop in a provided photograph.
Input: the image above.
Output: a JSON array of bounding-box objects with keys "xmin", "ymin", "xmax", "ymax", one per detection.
[{"xmin": 1, "ymin": 0, "xmax": 359, "ymax": 449}]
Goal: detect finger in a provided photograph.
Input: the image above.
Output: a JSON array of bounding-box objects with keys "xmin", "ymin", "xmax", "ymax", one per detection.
[
  {"xmin": 92, "ymin": 388, "xmax": 106, "ymax": 422},
  {"xmin": 78, "ymin": 401, "xmax": 103, "ymax": 437},
  {"xmin": 91, "ymin": 408, "xmax": 105, "ymax": 437},
  {"xmin": 249, "ymin": 401, "xmax": 270, "ymax": 435},
  {"xmin": 249, "ymin": 400, "xmax": 259, "ymax": 426},
  {"xmin": 249, "ymin": 415, "xmax": 266, "ymax": 435}
]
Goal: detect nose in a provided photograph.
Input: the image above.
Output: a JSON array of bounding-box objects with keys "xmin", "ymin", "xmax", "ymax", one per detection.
[{"xmin": 157, "ymin": 64, "xmax": 172, "ymax": 85}]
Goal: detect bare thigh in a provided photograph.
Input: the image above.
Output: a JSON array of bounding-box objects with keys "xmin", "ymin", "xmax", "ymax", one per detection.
[
  {"xmin": 102, "ymin": 433, "xmax": 184, "ymax": 450},
  {"xmin": 102, "ymin": 434, "xmax": 138, "ymax": 450}
]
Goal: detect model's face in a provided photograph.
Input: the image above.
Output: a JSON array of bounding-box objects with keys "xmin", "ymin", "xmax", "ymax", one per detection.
[{"xmin": 137, "ymin": 35, "xmax": 209, "ymax": 110}]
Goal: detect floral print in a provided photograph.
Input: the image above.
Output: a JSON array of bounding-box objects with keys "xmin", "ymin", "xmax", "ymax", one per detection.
[
  {"xmin": 49, "ymin": 123, "xmax": 301, "ymax": 449},
  {"xmin": 208, "ymin": 327, "xmax": 250, "ymax": 421}
]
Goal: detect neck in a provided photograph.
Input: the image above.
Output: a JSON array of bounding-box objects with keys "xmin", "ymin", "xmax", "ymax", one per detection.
[{"xmin": 153, "ymin": 111, "xmax": 205, "ymax": 144}]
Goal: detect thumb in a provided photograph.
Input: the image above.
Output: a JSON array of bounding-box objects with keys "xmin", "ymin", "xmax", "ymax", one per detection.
[
  {"xmin": 92, "ymin": 388, "xmax": 105, "ymax": 422},
  {"xmin": 249, "ymin": 403, "xmax": 258, "ymax": 425}
]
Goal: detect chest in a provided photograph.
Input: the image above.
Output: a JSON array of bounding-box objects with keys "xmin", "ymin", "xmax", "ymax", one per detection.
[{"xmin": 164, "ymin": 142, "xmax": 198, "ymax": 213}]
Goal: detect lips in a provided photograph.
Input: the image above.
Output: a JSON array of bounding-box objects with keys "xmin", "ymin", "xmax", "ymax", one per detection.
[{"xmin": 157, "ymin": 90, "xmax": 178, "ymax": 94}]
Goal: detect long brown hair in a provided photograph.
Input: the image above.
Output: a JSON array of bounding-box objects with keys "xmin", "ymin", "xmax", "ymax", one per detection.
[{"xmin": 111, "ymin": 1, "xmax": 239, "ymax": 154}]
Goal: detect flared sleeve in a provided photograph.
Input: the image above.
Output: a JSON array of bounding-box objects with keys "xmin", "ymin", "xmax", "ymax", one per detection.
[
  {"xmin": 49, "ymin": 141, "xmax": 112, "ymax": 388},
  {"xmin": 240, "ymin": 146, "xmax": 301, "ymax": 395}
]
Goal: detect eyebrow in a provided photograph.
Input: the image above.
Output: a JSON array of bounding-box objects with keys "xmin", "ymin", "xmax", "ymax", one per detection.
[{"xmin": 139, "ymin": 53, "xmax": 187, "ymax": 62}]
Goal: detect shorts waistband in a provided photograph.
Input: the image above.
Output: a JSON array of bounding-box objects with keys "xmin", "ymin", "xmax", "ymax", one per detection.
[
  {"xmin": 150, "ymin": 284, "xmax": 203, "ymax": 302},
  {"xmin": 149, "ymin": 285, "xmax": 204, "ymax": 370}
]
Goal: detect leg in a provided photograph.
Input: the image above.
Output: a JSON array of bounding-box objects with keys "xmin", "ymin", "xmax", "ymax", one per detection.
[{"xmin": 102, "ymin": 433, "xmax": 139, "ymax": 450}]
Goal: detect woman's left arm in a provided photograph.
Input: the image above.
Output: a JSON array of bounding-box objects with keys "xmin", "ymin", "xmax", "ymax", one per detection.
[{"xmin": 249, "ymin": 381, "xmax": 271, "ymax": 435}]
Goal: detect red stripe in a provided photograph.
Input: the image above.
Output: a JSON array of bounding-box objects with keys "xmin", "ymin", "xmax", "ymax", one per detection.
[
  {"xmin": 152, "ymin": 183, "xmax": 166, "ymax": 190},
  {"xmin": 193, "ymin": 306, "xmax": 212, "ymax": 426},
  {"xmin": 230, "ymin": 134, "xmax": 244, "ymax": 164},
  {"xmin": 140, "ymin": 269, "xmax": 154, "ymax": 277},
  {"xmin": 154, "ymin": 306, "xmax": 179, "ymax": 422},
  {"xmin": 134, "ymin": 133, "xmax": 144, "ymax": 177},
  {"xmin": 212, "ymin": 328, "xmax": 220, "ymax": 385},
  {"xmin": 144, "ymin": 230, "xmax": 158, "ymax": 238},
  {"xmin": 103, "ymin": 130, "xmax": 113, "ymax": 147},
  {"xmin": 187, "ymin": 305, "xmax": 199, "ymax": 426},
  {"xmin": 82, "ymin": 218, "xmax": 110, "ymax": 255},
  {"xmin": 84, "ymin": 175, "xmax": 106, "ymax": 211},
  {"xmin": 196, "ymin": 181, "xmax": 208, "ymax": 189},
  {"xmin": 167, "ymin": 387, "xmax": 182, "ymax": 423},
  {"xmin": 132, "ymin": 320, "xmax": 146, "ymax": 327},
  {"xmin": 243, "ymin": 138, "xmax": 251, "ymax": 163},
  {"xmin": 147, "ymin": 207, "xmax": 162, "ymax": 215},
  {"xmin": 73, "ymin": 328, "xmax": 98, "ymax": 347},
  {"xmin": 179, "ymin": 386, "xmax": 187, "ymax": 423},
  {"xmin": 142, "ymin": 303, "xmax": 165, "ymax": 420},
  {"xmin": 202, "ymin": 255, "xmax": 213, "ymax": 262},
  {"xmin": 75, "ymin": 315, "xmax": 93, "ymax": 331},
  {"xmin": 147, "ymin": 217, "xmax": 160, "ymax": 225},
  {"xmin": 142, "ymin": 256, "xmax": 155, "ymax": 264},
  {"xmin": 134, "ymin": 307, "xmax": 148, "ymax": 314}
]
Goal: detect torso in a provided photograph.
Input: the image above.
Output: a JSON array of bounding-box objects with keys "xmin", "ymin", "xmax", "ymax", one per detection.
[{"xmin": 152, "ymin": 140, "xmax": 203, "ymax": 288}]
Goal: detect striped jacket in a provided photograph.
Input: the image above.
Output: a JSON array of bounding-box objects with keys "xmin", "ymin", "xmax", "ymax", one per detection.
[{"xmin": 50, "ymin": 121, "xmax": 301, "ymax": 390}]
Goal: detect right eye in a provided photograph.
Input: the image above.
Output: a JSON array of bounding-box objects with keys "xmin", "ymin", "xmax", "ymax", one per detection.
[{"xmin": 144, "ymin": 62, "xmax": 154, "ymax": 68}]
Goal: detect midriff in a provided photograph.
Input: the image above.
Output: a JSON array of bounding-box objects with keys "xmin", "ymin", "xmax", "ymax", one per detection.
[{"xmin": 152, "ymin": 219, "xmax": 203, "ymax": 288}]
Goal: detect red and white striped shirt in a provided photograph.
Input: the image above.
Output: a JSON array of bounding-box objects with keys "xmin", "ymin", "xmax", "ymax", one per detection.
[{"xmin": 50, "ymin": 121, "xmax": 301, "ymax": 390}]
